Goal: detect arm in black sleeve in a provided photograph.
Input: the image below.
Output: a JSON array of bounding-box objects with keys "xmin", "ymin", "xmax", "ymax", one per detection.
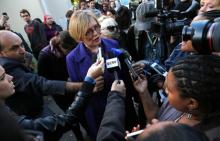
[
  {"xmin": 96, "ymin": 91, "xmax": 126, "ymax": 141},
  {"xmin": 15, "ymin": 81, "xmax": 94, "ymax": 137},
  {"xmin": 11, "ymin": 66, "xmax": 66, "ymax": 96}
]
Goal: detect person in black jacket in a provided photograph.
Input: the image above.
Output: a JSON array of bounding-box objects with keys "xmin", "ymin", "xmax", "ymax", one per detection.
[
  {"xmin": 97, "ymin": 80, "xmax": 127, "ymax": 141},
  {"xmin": 0, "ymin": 58, "xmax": 104, "ymax": 141}
]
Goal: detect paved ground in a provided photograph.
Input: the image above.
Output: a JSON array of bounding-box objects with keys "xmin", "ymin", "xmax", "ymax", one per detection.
[{"xmin": 44, "ymin": 96, "xmax": 88, "ymax": 141}]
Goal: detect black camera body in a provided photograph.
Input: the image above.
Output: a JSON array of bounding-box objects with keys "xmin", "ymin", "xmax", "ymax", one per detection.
[
  {"xmin": 147, "ymin": 0, "xmax": 199, "ymax": 36},
  {"xmin": 182, "ymin": 17, "xmax": 220, "ymax": 54}
]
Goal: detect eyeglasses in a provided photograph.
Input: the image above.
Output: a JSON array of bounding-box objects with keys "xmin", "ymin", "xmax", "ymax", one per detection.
[
  {"xmin": 85, "ymin": 24, "xmax": 101, "ymax": 38},
  {"xmin": 106, "ymin": 26, "xmax": 118, "ymax": 32}
]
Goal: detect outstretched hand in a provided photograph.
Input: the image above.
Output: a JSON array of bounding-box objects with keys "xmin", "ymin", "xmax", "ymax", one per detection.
[
  {"xmin": 86, "ymin": 58, "xmax": 104, "ymax": 80},
  {"xmin": 111, "ymin": 80, "xmax": 126, "ymax": 96},
  {"xmin": 133, "ymin": 74, "xmax": 148, "ymax": 94}
]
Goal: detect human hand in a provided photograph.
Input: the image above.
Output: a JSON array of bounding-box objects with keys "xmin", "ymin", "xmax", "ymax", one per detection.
[
  {"xmin": 125, "ymin": 124, "xmax": 143, "ymax": 140},
  {"xmin": 133, "ymin": 74, "xmax": 148, "ymax": 94},
  {"xmin": 180, "ymin": 40, "xmax": 196, "ymax": 52},
  {"xmin": 146, "ymin": 118, "xmax": 160, "ymax": 127},
  {"xmin": 126, "ymin": 124, "xmax": 140, "ymax": 135},
  {"xmin": 93, "ymin": 76, "xmax": 104, "ymax": 93},
  {"xmin": 86, "ymin": 58, "xmax": 104, "ymax": 79},
  {"xmin": 111, "ymin": 80, "xmax": 126, "ymax": 96},
  {"xmin": 132, "ymin": 60, "xmax": 147, "ymax": 75}
]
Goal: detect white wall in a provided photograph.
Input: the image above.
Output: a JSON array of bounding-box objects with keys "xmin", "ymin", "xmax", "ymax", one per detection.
[
  {"xmin": 0, "ymin": 0, "xmax": 44, "ymax": 42},
  {"xmin": 0, "ymin": 0, "xmax": 72, "ymax": 42},
  {"xmin": 40, "ymin": 0, "xmax": 72, "ymax": 29}
]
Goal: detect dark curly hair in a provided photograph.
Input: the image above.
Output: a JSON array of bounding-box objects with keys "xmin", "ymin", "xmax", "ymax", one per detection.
[{"xmin": 170, "ymin": 54, "xmax": 220, "ymax": 116}]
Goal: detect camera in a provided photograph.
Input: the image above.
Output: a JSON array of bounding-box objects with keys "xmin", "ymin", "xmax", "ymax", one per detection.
[
  {"xmin": 147, "ymin": 0, "xmax": 199, "ymax": 36},
  {"xmin": 151, "ymin": 18, "xmax": 190, "ymax": 36},
  {"xmin": 182, "ymin": 17, "xmax": 220, "ymax": 54}
]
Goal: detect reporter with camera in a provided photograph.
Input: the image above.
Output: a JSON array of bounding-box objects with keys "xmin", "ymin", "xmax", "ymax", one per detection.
[{"xmin": 0, "ymin": 59, "xmax": 104, "ymax": 141}]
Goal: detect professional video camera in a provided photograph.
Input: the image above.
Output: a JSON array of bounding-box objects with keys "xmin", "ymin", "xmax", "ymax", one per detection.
[
  {"xmin": 182, "ymin": 17, "xmax": 220, "ymax": 54},
  {"xmin": 147, "ymin": 0, "xmax": 199, "ymax": 36}
]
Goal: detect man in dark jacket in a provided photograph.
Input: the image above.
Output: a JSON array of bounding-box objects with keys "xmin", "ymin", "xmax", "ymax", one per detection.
[
  {"xmin": 0, "ymin": 58, "xmax": 104, "ymax": 141},
  {"xmin": 20, "ymin": 9, "xmax": 48, "ymax": 59},
  {"xmin": 0, "ymin": 30, "xmax": 82, "ymax": 118}
]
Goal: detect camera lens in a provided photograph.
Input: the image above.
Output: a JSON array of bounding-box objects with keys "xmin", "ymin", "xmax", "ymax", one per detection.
[
  {"xmin": 182, "ymin": 26, "xmax": 194, "ymax": 41},
  {"xmin": 209, "ymin": 21, "xmax": 220, "ymax": 52},
  {"xmin": 190, "ymin": 20, "xmax": 212, "ymax": 54}
]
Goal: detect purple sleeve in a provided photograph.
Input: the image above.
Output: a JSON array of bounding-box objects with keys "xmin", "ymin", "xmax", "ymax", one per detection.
[{"xmin": 66, "ymin": 52, "xmax": 78, "ymax": 82}]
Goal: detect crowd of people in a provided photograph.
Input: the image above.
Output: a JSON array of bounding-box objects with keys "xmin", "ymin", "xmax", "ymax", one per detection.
[{"xmin": 1, "ymin": 0, "xmax": 220, "ymax": 141}]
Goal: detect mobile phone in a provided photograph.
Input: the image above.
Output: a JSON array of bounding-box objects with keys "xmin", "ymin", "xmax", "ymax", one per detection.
[
  {"xmin": 126, "ymin": 129, "xmax": 144, "ymax": 141},
  {"xmin": 150, "ymin": 62, "xmax": 167, "ymax": 77}
]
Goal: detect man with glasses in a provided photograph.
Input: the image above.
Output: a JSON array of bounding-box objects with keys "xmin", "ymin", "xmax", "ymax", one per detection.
[{"xmin": 20, "ymin": 9, "xmax": 47, "ymax": 59}]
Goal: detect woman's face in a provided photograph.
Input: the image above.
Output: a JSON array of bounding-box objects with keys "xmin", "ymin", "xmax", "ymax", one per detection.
[
  {"xmin": 83, "ymin": 18, "xmax": 101, "ymax": 49},
  {"xmin": 199, "ymin": 0, "xmax": 220, "ymax": 13},
  {"xmin": 165, "ymin": 71, "xmax": 189, "ymax": 112},
  {"xmin": 0, "ymin": 66, "xmax": 15, "ymax": 99}
]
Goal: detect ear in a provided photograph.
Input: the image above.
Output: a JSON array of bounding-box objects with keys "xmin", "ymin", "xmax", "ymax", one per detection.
[{"xmin": 187, "ymin": 98, "xmax": 199, "ymax": 111}]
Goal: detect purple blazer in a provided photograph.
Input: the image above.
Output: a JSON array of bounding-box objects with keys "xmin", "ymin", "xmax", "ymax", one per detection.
[{"xmin": 66, "ymin": 38, "xmax": 120, "ymax": 140}]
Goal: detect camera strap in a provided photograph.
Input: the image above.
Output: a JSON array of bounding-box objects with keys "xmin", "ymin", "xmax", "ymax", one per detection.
[
  {"xmin": 134, "ymin": 27, "xmax": 139, "ymax": 52},
  {"xmin": 146, "ymin": 31, "xmax": 158, "ymax": 47}
]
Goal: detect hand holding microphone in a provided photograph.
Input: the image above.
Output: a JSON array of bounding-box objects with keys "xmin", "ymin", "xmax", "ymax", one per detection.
[
  {"xmin": 86, "ymin": 58, "xmax": 104, "ymax": 80},
  {"xmin": 109, "ymin": 48, "xmax": 140, "ymax": 81},
  {"xmin": 111, "ymin": 80, "xmax": 126, "ymax": 96}
]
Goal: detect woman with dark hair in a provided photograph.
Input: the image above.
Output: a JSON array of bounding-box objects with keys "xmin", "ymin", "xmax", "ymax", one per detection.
[{"xmin": 133, "ymin": 54, "xmax": 220, "ymax": 141}]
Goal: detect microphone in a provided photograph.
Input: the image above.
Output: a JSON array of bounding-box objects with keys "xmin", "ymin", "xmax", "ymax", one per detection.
[
  {"xmin": 106, "ymin": 57, "xmax": 121, "ymax": 81},
  {"xmin": 110, "ymin": 48, "xmax": 139, "ymax": 80}
]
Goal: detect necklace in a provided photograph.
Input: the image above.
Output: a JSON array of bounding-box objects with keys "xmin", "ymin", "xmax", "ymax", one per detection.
[{"xmin": 175, "ymin": 113, "xmax": 192, "ymax": 123}]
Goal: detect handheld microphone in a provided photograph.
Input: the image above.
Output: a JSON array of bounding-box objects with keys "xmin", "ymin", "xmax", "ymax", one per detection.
[
  {"xmin": 123, "ymin": 54, "xmax": 139, "ymax": 81},
  {"xmin": 106, "ymin": 57, "xmax": 121, "ymax": 81},
  {"xmin": 110, "ymin": 48, "xmax": 139, "ymax": 80}
]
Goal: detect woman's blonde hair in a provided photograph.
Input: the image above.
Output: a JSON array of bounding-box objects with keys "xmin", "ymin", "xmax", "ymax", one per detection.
[{"xmin": 68, "ymin": 10, "xmax": 99, "ymax": 42}]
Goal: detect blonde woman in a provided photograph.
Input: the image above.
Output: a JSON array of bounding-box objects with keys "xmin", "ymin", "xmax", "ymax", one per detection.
[{"xmin": 67, "ymin": 10, "xmax": 121, "ymax": 140}]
